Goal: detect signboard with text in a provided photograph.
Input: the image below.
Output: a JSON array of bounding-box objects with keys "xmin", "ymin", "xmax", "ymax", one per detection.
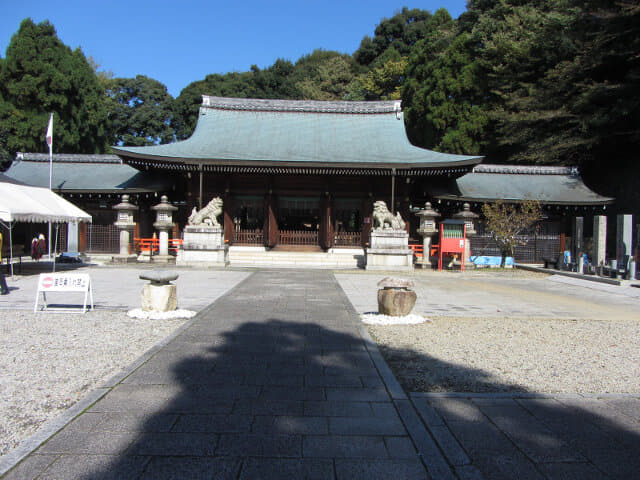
[{"xmin": 34, "ymin": 273, "xmax": 94, "ymax": 313}]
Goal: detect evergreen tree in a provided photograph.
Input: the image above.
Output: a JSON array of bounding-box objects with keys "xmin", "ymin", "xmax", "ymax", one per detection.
[
  {"xmin": 0, "ymin": 19, "xmax": 108, "ymax": 157},
  {"xmin": 105, "ymin": 75, "xmax": 175, "ymax": 146}
]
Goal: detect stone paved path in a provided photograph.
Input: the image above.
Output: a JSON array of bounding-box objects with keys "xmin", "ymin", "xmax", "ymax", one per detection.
[
  {"xmin": 411, "ymin": 393, "xmax": 640, "ymax": 480},
  {"xmin": 2, "ymin": 271, "xmax": 439, "ymax": 479},
  {"xmin": 4, "ymin": 269, "xmax": 639, "ymax": 479}
]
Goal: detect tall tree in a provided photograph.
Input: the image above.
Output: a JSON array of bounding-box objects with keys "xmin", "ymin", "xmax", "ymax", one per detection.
[
  {"xmin": 105, "ymin": 75, "xmax": 175, "ymax": 146},
  {"xmin": 354, "ymin": 7, "xmax": 436, "ymax": 66},
  {"xmin": 402, "ymin": 11, "xmax": 488, "ymax": 154},
  {"xmin": 0, "ymin": 19, "xmax": 108, "ymax": 156},
  {"xmin": 292, "ymin": 50, "xmax": 356, "ymax": 100}
]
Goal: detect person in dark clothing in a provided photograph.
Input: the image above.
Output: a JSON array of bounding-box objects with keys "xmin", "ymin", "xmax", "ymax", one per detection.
[
  {"xmin": 0, "ymin": 232, "xmax": 8, "ymax": 294},
  {"xmin": 0, "ymin": 271, "xmax": 8, "ymax": 294}
]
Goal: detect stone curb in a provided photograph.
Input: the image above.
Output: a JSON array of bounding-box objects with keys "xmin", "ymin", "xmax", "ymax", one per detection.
[
  {"xmin": 0, "ymin": 388, "xmax": 108, "ymax": 478},
  {"xmin": 333, "ymin": 277, "xmax": 456, "ymax": 479},
  {"xmin": 410, "ymin": 392, "xmax": 640, "ymax": 399},
  {"xmin": 0, "ymin": 272, "xmax": 257, "ymax": 478},
  {"xmin": 516, "ymin": 264, "xmax": 623, "ymax": 285}
]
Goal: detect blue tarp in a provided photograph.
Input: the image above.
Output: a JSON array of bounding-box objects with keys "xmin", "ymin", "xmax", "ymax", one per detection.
[{"xmin": 470, "ymin": 255, "xmax": 514, "ymax": 266}]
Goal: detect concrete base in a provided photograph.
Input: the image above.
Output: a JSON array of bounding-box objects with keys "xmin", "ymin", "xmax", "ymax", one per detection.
[
  {"xmin": 366, "ymin": 229, "xmax": 413, "ymax": 271},
  {"xmin": 151, "ymin": 254, "xmax": 176, "ymax": 264},
  {"xmin": 141, "ymin": 284, "xmax": 177, "ymax": 312},
  {"xmin": 111, "ymin": 254, "xmax": 138, "ymax": 264},
  {"xmin": 177, "ymin": 247, "xmax": 229, "ymax": 267},
  {"xmin": 365, "ymin": 248, "xmax": 414, "ymax": 271}
]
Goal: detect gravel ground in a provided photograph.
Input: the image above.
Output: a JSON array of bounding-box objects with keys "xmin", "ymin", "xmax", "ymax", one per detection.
[
  {"xmin": 0, "ymin": 310, "xmax": 187, "ymax": 456},
  {"xmin": 368, "ymin": 316, "xmax": 640, "ymax": 394}
]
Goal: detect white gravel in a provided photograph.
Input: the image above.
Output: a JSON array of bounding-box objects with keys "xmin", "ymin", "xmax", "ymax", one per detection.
[
  {"xmin": 0, "ymin": 309, "xmax": 188, "ymax": 456},
  {"xmin": 360, "ymin": 313, "xmax": 430, "ymax": 325},
  {"xmin": 368, "ymin": 316, "xmax": 640, "ymax": 394}
]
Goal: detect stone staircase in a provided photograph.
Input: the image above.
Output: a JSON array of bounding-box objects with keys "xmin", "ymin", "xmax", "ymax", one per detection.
[{"xmin": 228, "ymin": 246, "xmax": 364, "ymax": 269}]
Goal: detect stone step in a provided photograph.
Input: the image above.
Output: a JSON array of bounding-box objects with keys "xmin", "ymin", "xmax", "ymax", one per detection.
[{"xmin": 228, "ymin": 247, "xmax": 364, "ymax": 268}]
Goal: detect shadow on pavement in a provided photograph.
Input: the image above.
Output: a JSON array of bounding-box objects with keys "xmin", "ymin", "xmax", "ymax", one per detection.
[{"xmin": 5, "ymin": 269, "xmax": 639, "ymax": 479}]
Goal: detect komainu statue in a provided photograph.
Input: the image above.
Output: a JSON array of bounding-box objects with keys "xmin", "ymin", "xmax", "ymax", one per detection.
[
  {"xmin": 188, "ymin": 197, "xmax": 223, "ymax": 227},
  {"xmin": 372, "ymin": 200, "xmax": 406, "ymax": 230}
]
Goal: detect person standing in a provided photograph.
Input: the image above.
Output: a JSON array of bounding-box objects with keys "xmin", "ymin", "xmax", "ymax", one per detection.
[
  {"xmin": 36, "ymin": 234, "xmax": 46, "ymax": 260},
  {"xmin": 0, "ymin": 231, "xmax": 9, "ymax": 294},
  {"xmin": 31, "ymin": 236, "xmax": 39, "ymax": 260}
]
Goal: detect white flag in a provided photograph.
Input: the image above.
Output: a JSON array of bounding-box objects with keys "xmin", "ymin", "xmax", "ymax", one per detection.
[{"xmin": 46, "ymin": 113, "xmax": 53, "ymax": 148}]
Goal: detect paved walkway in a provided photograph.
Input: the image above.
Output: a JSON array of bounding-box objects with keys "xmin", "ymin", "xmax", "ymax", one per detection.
[
  {"xmin": 2, "ymin": 269, "xmax": 639, "ymax": 479},
  {"xmin": 2, "ymin": 271, "xmax": 445, "ymax": 479}
]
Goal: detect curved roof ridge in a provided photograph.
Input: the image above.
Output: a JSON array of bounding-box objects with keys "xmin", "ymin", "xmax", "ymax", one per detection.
[
  {"xmin": 473, "ymin": 164, "xmax": 577, "ymax": 175},
  {"xmin": 201, "ymin": 95, "xmax": 401, "ymax": 114},
  {"xmin": 16, "ymin": 152, "xmax": 122, "ymax": 165}
]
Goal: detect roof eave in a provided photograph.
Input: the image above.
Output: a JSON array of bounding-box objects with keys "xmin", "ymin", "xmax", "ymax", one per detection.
[
  {"xmin": 433, "ymin": 193, "xmax": 615, "ymax": 206},
  {"xmin": 113, "ymin": 149, "xmax": 483, "ymax": 170}
]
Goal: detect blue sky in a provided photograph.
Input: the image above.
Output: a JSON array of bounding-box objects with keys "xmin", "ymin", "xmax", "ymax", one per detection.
[{"xmin": 1, "ymin": 0, "xmax": 469, "ymax": 98}]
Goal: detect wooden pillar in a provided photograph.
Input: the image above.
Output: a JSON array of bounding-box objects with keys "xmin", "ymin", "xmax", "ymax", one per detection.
[
  {"xmin": 224, "ymin": 190, "xmax": 234, "ymax": 245},
  {"xmin": 401, "ymin": 197, "xmax": 412, "ymax": 236},
  {"xmin": 264, "ymin": 192, "xmax": 278, "ymax": 248},
  {"xmin": 78, "ymin": 221, "xmax": 87, "ymax": 252},
  {"xmin": 319, "ymin": 193, "xmax": 334, "ymax": 250},
  {"xmin": 198, "ymin": 164, "xmax": 204, "ymax": 210},
  {"xmin": 362, "ymin": 195, "xmax": 374, "ymax": 248}
]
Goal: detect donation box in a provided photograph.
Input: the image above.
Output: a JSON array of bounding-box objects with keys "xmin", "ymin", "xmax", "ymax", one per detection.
[{"xmin": 438, "ymin": 219, "xmax": 467, "ymax": 271}]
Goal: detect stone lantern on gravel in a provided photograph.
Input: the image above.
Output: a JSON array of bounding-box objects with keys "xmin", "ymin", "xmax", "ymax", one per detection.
[
  {"xmin": 415, "ymin": 202, "xmax": 440, "ymax": 269},
  {"xmin": 152, "ymin": 195, "xmax": 178, "ymax": 264},
  {"xmin": 112, "ymin": 194, "xmax": 138, "ymax": 263},
  {"xmin": 453, "ymin": 203, "xmax": 479, "ymax": 267}
]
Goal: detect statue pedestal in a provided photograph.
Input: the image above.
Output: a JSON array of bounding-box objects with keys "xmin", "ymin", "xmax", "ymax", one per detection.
[
  {"xmin": 177, "ymin": 226, "xmax": 228, "ymax": 267},
  {"xmin": 365, "ymin": 230, "xmax": 413, "ymax": 271}
]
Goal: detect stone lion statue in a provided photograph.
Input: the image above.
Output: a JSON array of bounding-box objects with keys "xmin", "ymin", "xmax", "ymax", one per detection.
[
  {"xmin": 372, "ymin": 200, "xmax": 406, "ymax": 230},
  {"xmin": 188, "ymin": 197, "xmax": 223, "ymax": 227}
]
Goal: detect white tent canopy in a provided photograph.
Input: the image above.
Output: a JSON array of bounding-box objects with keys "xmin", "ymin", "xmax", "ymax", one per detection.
[
  {"xmin": 0, "ymin": 174, "xmax": 91, "ymax": 276},
  {"xmin": 0, "ymin": 174, "xmax": 91, "ymax": 223}
]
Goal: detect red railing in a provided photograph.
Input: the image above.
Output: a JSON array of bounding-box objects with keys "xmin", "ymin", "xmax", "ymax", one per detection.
[
  {"xmin": 134, "ymin": 237, "xmax": 183, "ymax": 254},
  {"xmin": 279, "ymin": 230, "xmax": 318, "ymax": 245}
]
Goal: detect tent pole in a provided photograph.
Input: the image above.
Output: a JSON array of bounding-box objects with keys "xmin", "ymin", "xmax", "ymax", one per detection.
[
  {"xmin": 53, "ymin": 224, "xmax": 59, "ymax": 272},
  {"xmin": 8, "ymin": 221, "xmax": 14, "ymax": 278}
]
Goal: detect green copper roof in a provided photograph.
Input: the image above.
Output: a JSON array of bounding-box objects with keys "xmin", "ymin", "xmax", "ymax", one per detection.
[
  {"xmin": 113, "ymin": 97, "xmax": 481, "ymax": 169},
  {"xmin": 434, "ymin": 165, "xmax": 614, "ymax": 206},
  {"xmin": 6, "ymin": 153, "xmax": 170, "ymax": 193}
]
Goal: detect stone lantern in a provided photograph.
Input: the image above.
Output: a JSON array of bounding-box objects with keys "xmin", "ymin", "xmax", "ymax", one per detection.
[
  {"xmin": 453, "ymin": 203, "xmax": 479, "ymax": 266},
  {"xmin": 112, "ymin": 194, "xmax": 138, "ymax": 263},
  {"xmin": 414, "ymin": 202, "xmax": 440, "ymax": 269},
  {"xmin": 152, "ymin": 195, "xmax": 178, "ymax": 264}
]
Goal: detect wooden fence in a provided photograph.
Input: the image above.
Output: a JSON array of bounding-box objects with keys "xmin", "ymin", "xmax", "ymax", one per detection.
[
  {"xmin": 279, "ymin": 230, "xmax": 318, "ymax": 245},
  {"xmin": 334, "ymin": 231, "xmax": 361, "ymax": 247},
  {"xmin": 469, "ymin": 234, "xmax": 561, "ymax": 264},
  {"xmin": 234, "ymin": 229, "xmax": 264, "ymax": 245}
]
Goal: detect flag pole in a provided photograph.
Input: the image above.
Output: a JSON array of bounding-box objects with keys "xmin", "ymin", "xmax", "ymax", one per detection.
[{"xmin": 47, "ymin": 113, "xmax": 53, "ymax": 260}]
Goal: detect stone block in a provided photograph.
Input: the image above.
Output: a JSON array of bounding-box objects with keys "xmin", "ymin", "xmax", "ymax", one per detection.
[
  {"xmin": 141, "ymin": 284, "xmax": 177, "ymax": 312},
  {"xmin": 377, "ymin": 288, "xmax": 417, "ymax": 316}
]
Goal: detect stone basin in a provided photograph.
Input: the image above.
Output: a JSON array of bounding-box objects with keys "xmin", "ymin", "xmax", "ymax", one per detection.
[
  {"xmin": 139, "ymin": 270, "xmax": 179, "ymax": 285},
  {"xmin": 377, "ymin": 277, "xmax": 417, "ymax": 316}
]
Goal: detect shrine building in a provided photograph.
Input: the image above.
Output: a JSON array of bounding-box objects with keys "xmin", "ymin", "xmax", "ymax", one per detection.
[{"xmin": 6, "ymin": 96, "xmax": 613, "ymax": 262}]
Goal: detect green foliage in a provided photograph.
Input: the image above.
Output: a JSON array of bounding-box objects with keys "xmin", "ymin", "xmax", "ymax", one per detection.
[
  {"xmin": 403, "ymin": 29, "xmax": 488, "ymax": 154},
  {"xmin": 481, "ymin": 199, "xmax": 543, "ymax": 266},
  {"xmin": 105, "ymin": 75, "xmax": 175, "ymax": 146},
  {"xmin": 0, "ymin": 19, "xmax": 108, "ymax": 156},
  {"xmin": 354, "ymin": 7, "xmax": 443, "ymax": 66},
  {"xmin": 293, "ymin": 50, "xmax": 356, "ymax": 100},
  {"xmin": 347, "ymin": 57, "xmax": 407, "ymax": 101}
]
